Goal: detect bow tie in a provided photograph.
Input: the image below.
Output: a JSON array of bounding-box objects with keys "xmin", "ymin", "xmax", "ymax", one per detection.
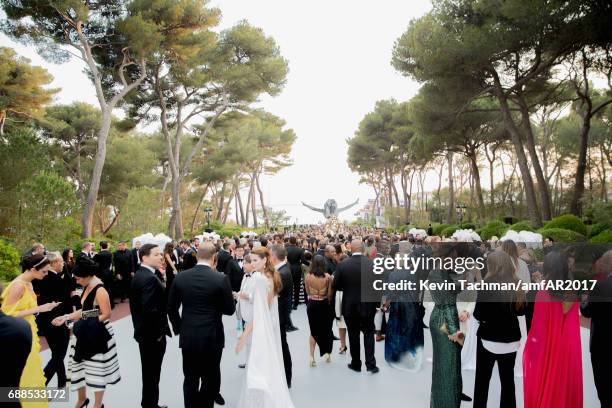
[{"xmin": 244, "ymin": 274, "xmax": 252, "ymax": 278}]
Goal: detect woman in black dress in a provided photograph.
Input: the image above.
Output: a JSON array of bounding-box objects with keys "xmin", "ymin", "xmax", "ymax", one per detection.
[{"xmin": 304, "ymin": 255, "xmax": 334, "ymax": 366}]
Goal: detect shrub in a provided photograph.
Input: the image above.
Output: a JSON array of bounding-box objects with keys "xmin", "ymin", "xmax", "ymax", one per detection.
[
  {"xmin": 478, "ymin": 220, "xmax": 509, "ymax": 240},
  {"xmin": 432, "ymin": 223, "xmax": 450, "ymax": 236},
  {"xmin": 590, "ymin": 230, "xmax": 612, "ymax": 243},
  {"xmin": 543, "ymin": 214, "xmax": 587, "ymax": 236},
  {"xmin": 0, "ymin": 240, "xmax": 21, "ymax": 283},
  {"xmin": 537, "ymin": 228, "xmax": 586, "ymax": 243},
  {"xmin": 509, "ymin": 220, "xmax": 535, "ymax": 232},
  {"xmin": 459, "ymin": 222, "xmax": 477, "ymax": 230},
  {"xmin": 440, "ymin": 225, "xmax": 459, "ymax": 237},
  {"xmin": 588, "ymin": 223, "xmax": 609, "ymax": 238}
]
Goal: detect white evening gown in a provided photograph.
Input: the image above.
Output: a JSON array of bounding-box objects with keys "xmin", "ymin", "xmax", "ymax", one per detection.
[{"xmin": 238, "ymin": 274, "xmax": 295, "ymax": 408}]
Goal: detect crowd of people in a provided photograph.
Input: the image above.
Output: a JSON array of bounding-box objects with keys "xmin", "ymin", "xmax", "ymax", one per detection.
[{"xmin": 0, "ymin": 225, "xmax": 611, "ymax": 408}]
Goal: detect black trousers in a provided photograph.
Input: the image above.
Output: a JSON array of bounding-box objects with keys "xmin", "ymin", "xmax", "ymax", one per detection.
[
  {"xmin": 116, "ymin": 273, "xmax": 132, "ymax": 300},
  {"xmin": 43, "ymin": 324, "xmax": 69, "ymax": 387},
  {"xmin": 279, "ymin": 325, "xmax": 293, "ymax": 387},
  {"xmin": 344, "ymin": 314, "xmax": 376, "ymax": 370},
  {"xmin": 592, "ymin": 350, "xmax": 612, "ymax": 408},
  {"xmin": 473, "ymin": 337, "xmax": 516, "ymax": 408},
  {"xmin": 182, "ymin": 346, "xmax": 223, "ymax": 408},
  {"xmin": 290, "ymin": 265, "xmax": 302, "ymax": 306},
  {"xmin": 138, "ymin": 337, "xmax": 166, "ymax": 408}
]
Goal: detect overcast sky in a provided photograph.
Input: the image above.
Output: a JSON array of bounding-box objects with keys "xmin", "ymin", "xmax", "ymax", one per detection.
[{"xmin": 1, "ymin": 0, "xmax": 433, "ymax": 225}]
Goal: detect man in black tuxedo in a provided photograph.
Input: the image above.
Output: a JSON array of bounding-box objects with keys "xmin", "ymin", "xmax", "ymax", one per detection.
[
  {"xmin": 227, "ymin": 245, "xmax": 245, "ymax": 293},
  {"xmin": 130, "ymin": 243, "xmax": 171, "ymax": 408},
  {"xmin": 94, "ymin": 241, "xmax": 114, "ymax": 307},
  {"xmin": 131, "ymin": 240, "xmax": 142, "ymax": 272},
  {"xmin": 216, "ymin": 240, "xmax": 233, "ymax": 274},
  {"xmin": 270, "ymin": 244, "xmax": 294, "ymax": 388},
  {"xmin": 113, "ymin": 241, "xmax": 133, "ymax": 302},
  {"xmin": 332, "ymin": 239, "xmax": 379, "ymax": 373},
  {"xmin": 180, "ymin": 240, "xmax": 197, "ymax": 271},
  {"xmin": 0, "ymin": 284, "xmax": 32, "ymax": 408},
  {"xmin": 168, "ymin": 243, "xmax": 235, "ymax": 408},
  {"xmin": 35, "ymin": 252, "xmax": 72, "ymax": 388},
  {"xmin": 286, "ymin": 236, "xmax": 304, "ymax": 310},
  {"xmin": 581, "ymin": 250, "xmax": 612, "ymax": 408}
]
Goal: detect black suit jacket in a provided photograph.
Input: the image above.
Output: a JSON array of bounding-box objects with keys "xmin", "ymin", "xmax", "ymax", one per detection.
[
  {"xmin": 113, "ymin": 249, "xmax": 133, "ymax": 276},
  {"xmin": 131, "ymin": 248, "xmax": 140, "ymax": 272},
  {"xmin": 332, "ymin": 254, "xmax": 377, "ymax": 318},
  {"xmin": 34, "ymin": 270, "xmax": 73, "ymax": 333},
  {"xmin": 0, "ymin": 312, "xmax": 32, "ymax": 390},
  {"xmin": 167, "ymin": 265, "xmax": 235, "ymax": 352},
  {"xmin": 277, "ymin": 263, "xmax": 293, "ymax": 326},
  {"xmin": 216, "ymin": 249, "xmax": 233, "ymax": 274},
  {"xmin": 227, "ymin": 259, "xmax": 245, "ymax": 292},
  {"xmin": 181, "ymin": 248, "xmax": 197, "ymax": 271},
  {"xmin": 93, "ymin": 251, "xmax": 113, "ymax": 273},
  {"xmin": 580, "ymin": 275, "xmax": 612, "ymax": 353},
  {"xmin": 129, "ymin": 266, "xmax": 171, "ymax": 343},
  {"xmin": 286, "ymin": 245, "xmax": 304, "ymax": 268}
]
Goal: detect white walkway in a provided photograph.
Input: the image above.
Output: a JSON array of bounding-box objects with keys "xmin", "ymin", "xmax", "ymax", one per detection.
[{"xmin": 44, "ymin": 305, "xmax": 599, "ymax": 408}]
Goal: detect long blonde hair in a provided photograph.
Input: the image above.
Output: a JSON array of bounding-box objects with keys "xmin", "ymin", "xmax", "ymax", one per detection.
[{"xmin": 251, "ymin": 246, "xmax": 282, "ymax": 295}]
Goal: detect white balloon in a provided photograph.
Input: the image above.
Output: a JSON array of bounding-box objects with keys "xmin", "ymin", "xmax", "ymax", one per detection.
[
  {"xmin": 500, "ymin": 230, "xmax": 543, "ymax": 249},
  {"xmin": 451, "ymin": 229, "xmax": 482, "ymax": 242}
]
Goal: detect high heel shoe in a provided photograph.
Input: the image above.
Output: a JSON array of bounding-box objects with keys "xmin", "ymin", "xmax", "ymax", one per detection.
[
  {"xmin": 323, "ymin": 353, "xmax": 331, "ymax": 363},
  {"xmin": 309, "ymin": 357, "xmax": 316, "ymax": 367},
  {"xmin": 339, "ymin": 346, "xmax": 347, "ymax": 354},
  {"xmin": 78, "ymin": 398, "xmax": 89, "ymax": 408}
]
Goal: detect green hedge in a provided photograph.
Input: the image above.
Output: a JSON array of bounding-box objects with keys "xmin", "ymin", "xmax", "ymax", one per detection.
[
  {"xmin": 537, "ymin": 228, "xmax": 586, "ymax": 243},
  {"xmin": 478, "ymin": 220, "xmax": 509, "ymax": 240},
  {"xmin": 588, "ymin": 223, "xmax": 609, "ymax": 238},
  {"xmin": 543, "ymin": 214, "xmax": 587, "ymax": 236},
  {"xmin": 509, "ymin": 220, "xmax": 535, "ymax": 232},
  {"xmin": 460, "ymin": 222, "xmax": 477, "ymax": 230},
  {"xmin": 590, "ymin": 230, "xmax": 612, "ymax": 243},
  {"xmin": 432, "ymin": 223, "xmax": 451, "ymax": 236},
  {"xmin": 440, "ymin": 225, "xmax": 459, "ymax": 237},
  {"xmin": 0, "ymin": 240, "xmax": 21, "ymax": 283}
]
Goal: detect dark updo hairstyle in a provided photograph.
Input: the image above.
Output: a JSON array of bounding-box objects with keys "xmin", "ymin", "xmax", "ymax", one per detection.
[
  {"xmin": 21, "ymin": 254, "xmax": 50, "ymax": 272},
  {"xmin": 309, "ymin": 255, "xmax": 327, "ymax": 278},
  {"xmin": 72, "ymin": 256, "xmax": 99, "ymax": 278}
]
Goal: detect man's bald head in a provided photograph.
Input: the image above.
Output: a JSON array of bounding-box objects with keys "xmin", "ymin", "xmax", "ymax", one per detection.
[
  {"xmin": 351, "ymin": 239, "xmax": 363, "ymax": 253},
  {"xmin": 197, "ymin": 242, "xmax": 217, "ymax": 261},
  {"xmin": 598, "ymin": 250, "xmax": 612, "ymax": 277}
]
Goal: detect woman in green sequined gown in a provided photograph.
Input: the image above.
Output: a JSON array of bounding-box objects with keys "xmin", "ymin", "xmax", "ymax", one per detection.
[{"xmin": 429, "ymin": 268, "xmax": 463, "ymax": 408}]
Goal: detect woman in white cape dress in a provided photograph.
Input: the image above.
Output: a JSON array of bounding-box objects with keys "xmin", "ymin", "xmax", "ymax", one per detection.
[{"xmin": 236, "ymin": 247, "xmax": 295, "ymax": 408}]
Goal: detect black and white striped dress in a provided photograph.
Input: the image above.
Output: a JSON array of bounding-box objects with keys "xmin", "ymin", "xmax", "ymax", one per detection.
[{"xmin": 67, "ymin": 284, "xmax": 121, "ymax": 391}]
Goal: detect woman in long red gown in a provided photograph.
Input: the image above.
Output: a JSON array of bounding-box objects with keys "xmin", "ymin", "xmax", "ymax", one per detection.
[{"xmin": 523, "ymin": 251, "xmax": 583, "ymax": 408}]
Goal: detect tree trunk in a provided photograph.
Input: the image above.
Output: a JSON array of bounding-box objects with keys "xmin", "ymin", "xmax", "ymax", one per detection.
[
  {"xmin": 81, "ymin": 108, "xmax": 112, "ymax": 237},
  {"xmin": 570, "ymin": 115, "xmax": 590, "ymax": 215},
  {"xmin": 446, "ymin": 151, "xmax": 455, "ymax": 223},
  {"xmin": 491, "ymin": 75, "xmax": 542, "ymax": 227},
  {"xmin": 215, "ymin": 181, "xmax": 227, "ymax": 220},
  {"xmin": 437, "ymin": 160, "xmax": 444, "ymax": 208},
  {"xmin": 245, "ymin": 177, "xmax": 254, "ymax": 227},
  {"xmin": 517, "ymin": 100, "xmax": 552, "ymax": 220},
  {"xmin": 168, "ymin": 175, "xmax": 184, "ymax": 238},
  {"xmin": 236, "ymin": 182, "xmax": 246, "ymax": 226},
  {"xmin": 190, "ymin": 182, "xmax": 210, "ymax": 236},
  {"xmin": 468, "ymin": 150, "xmax": 485, "ymax": 222},
  {"xmin": 251, "ymin": 179, "xmax": 258, "ymax": 228},
  {"xmin": 601, "ymin": 146, "xmax": 608, "ymax": 202},
  {"xmin": 222, "ymin": 183, "xmax": 235, "ymax": 224},
  {"xmin": 102, "ymin": 208, "xmax": 120, "ymax": 235},
  {"xmin": 255, "ymin": 172, "xmax": 269, "ymax": 228},
  {"xmin": 400, "ymin": 166, "xmax": 409, "ymax": 223}
]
